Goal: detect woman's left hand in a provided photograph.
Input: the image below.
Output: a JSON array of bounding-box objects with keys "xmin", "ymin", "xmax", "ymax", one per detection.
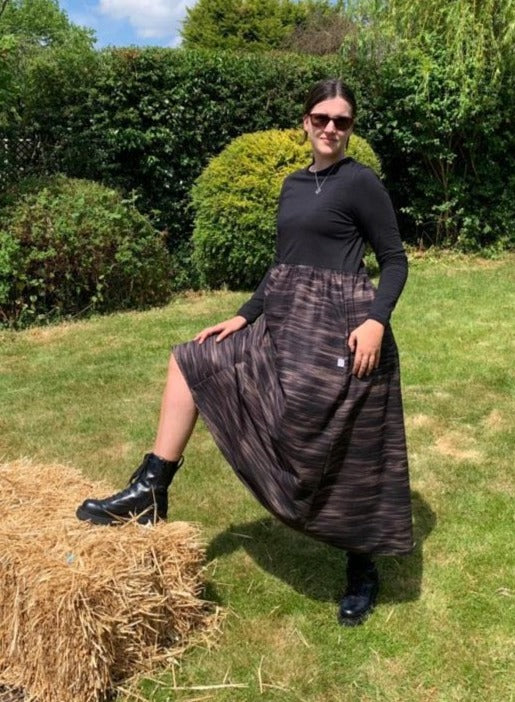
[{"xmin": 347, "ymin": 319, "xmax": 385, "ymax": 378}]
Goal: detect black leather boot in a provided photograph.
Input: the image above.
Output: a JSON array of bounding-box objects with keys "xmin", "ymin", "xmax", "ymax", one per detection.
[
  {"xmin": 338, "ymin": 552, "xmax": 379, "ymax": 626},
  {"xmin": 76, "ymin": 452, "xmax": 184, "ymax": 525}
]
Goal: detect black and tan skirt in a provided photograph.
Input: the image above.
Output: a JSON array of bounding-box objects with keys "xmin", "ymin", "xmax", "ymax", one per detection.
[{"xmin": 172, "ymin": 263, "xmax": 414, "ymax": 556}]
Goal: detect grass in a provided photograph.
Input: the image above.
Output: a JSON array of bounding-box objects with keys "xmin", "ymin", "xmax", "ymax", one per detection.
[{"xmin": 0, "ymin": 252, "xmax": 513, "ymax": 702}]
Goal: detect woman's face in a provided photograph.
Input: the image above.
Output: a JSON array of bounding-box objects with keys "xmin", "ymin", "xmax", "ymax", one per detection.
[{"xmin": 303, "ymin": 96, "xmax": 354, "ymax": 159}]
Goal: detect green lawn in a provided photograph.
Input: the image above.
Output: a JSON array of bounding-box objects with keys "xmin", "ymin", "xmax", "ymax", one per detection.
[{"xmin": 1, "ymin": 253, "xmax": 513, "ymax": 702}]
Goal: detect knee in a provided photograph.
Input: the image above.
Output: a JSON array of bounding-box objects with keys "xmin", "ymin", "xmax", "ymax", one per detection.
[{"xmin": 168, "ymin": 351, "xmax": 186, "ymax": 383}]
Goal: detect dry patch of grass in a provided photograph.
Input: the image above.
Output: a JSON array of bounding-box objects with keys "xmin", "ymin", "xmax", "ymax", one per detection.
[
  {"xmin": 433, "ymin": 432, "xmax": 482, "ymax": 463},
  {"xmin": 357, "ymin": 650, "xmax": 439, "ymax": 702},
  {"xmin": 406, "ymin": 248, "xmax": 507, "ymax": 271},
  {"xmin": 407, "ymin": 413, "xmax": 439, "ymax": 430},
  {"xmin": 10, "ymin": 319, "xmax": 90, "ymax": 344},
  {"xmin": 482, "ymin": 408, "xmax": 509, "ymax": 432},
  {"xmin": 236, "ymin": 615, "xmax": 320, "ymax": 693}
]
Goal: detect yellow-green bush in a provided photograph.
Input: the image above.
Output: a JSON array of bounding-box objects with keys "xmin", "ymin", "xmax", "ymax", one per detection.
[{"xmin": 191, "ymin": 128, "xmax": 381, "ymax": 290}]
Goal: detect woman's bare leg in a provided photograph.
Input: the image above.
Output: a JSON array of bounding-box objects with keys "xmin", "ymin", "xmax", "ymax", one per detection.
[
  {"xmin": 75, "ymin": 353, "xmax": 196, "ymax": 524},
  {"xmin": 152, "ymin": 353, "xmax": 199, "ymax": 462}
]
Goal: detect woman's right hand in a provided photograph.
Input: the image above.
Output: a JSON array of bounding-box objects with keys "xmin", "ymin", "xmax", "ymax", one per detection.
[{"xmin": 193, "ymin": 315, "xmax": 248, "ymax": 344}]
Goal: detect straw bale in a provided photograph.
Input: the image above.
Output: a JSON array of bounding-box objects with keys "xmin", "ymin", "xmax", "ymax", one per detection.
[{"xmin": 0, "ymin": 458, "xmax": 221, "ymax": 702}]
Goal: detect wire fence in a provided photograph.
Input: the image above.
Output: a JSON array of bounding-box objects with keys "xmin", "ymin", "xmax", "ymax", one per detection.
[{"xmin": 0, "ymin": 136, "xmax": 46, "ymax": 187}]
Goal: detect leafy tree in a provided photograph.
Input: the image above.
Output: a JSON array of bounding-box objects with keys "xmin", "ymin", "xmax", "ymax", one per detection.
[
  {"xmin": 0, "ymin": 0, "xmax": 95, "ymax": 127},
  {"xmin": 180, "ymin": 0, "xmax": 350, "ymax": 53},
  {"xmin": 351, "ymin": 0, "xmax": 514, "ymax": 114},
  {"xmin": 0, "ymin": 0, "xmax": 94, "ymax": 47},
  {"xmin": 280, "ymin": 2, "xmax": 356, "ymax": 56},
  {"xmin": 339, "ymin": 0, "xmax": 514, "ymax": 247}
]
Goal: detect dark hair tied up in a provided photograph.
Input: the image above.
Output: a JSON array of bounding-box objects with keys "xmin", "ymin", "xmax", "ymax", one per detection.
[{"xmin": 303, "ymin": 78, "xmax": 357, "ymax": 120}]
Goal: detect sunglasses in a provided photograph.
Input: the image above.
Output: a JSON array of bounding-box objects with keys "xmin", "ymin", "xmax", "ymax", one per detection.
[{"xmin": 308, "ymin": 113, "xmax": 354, "ymax": 131}]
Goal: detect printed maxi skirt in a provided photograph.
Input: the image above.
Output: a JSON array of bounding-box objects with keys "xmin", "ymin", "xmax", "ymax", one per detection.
[{"xmin": 172, "ymin": 263, "xmax": 414, "ymax": 556}]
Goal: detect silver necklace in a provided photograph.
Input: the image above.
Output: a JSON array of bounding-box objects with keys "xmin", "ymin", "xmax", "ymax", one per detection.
[{"xmin": 310, "ymin": 162, "xmax": 338, "ymax": 194}]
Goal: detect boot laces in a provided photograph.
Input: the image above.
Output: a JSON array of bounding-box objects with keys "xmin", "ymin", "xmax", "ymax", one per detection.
[
  {"xmin": 127, "ymin": 454, "xmax": 184, "ymax": 485},
  {"xmin": 128, "ymin": 461, "xmax": 148, "ymax": 485}
]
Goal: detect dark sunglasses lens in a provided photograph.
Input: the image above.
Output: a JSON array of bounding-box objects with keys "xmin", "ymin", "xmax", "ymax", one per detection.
[
  {"xmin": 310, "ymin": 114, "xmax": 352, "ymax": 130},
  {"xmin": 334, "ymin": 116, "xmax": 353, "ymax": 130},
  {"xmin": 310, "ymin": 114, "xmax": 329, "ymax": 128},
  {"xmin": 309, "ymin": 114, "xmax": 329, "ymax": 128}
]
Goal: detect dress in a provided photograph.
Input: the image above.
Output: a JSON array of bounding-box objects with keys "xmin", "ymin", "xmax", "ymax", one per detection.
[{"xmin": 172, "ymin": 156, "xmax": 414, "ymax": 556}]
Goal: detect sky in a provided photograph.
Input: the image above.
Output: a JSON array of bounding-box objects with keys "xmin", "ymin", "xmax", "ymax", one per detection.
[{"xmin": 59, "ymin": 0, "xmax": 191, "ymax": 49}]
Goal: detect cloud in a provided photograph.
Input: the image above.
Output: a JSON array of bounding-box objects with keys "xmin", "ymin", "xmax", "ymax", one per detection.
[{"xmin": 99, "ymin": 0, "xmax": 191, "ymax": 42}]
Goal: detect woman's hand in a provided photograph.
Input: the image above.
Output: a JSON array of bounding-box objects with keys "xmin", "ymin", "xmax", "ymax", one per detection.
[
  {"xmin": 347, "ymin": 319, "xmax": 385, "ymax": 378},
  {"xmin": 193, "ymin": 315, "xmax": 248, "ymax": 344}
]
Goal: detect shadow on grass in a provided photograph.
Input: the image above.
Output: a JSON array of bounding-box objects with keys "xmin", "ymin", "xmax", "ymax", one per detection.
[{"xmin": 206, "ymin": 490, "xmax": 435, "ymax": 606}]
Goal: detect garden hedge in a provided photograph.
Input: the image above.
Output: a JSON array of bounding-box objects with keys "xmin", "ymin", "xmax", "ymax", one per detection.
[{"xmin": 1, "ymin": 44, "xmax": 511, "ymax": 277}]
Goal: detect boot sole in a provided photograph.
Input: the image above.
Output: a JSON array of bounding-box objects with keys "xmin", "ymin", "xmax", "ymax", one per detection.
[
  {"xmin": 337, "ymin": 601, "xmax": 376, "ymax": 627},
  {"xmin": 76, "ymin": 506, "xmax": 165, "ymax": 526},
  {"xmin": 337, "ymin": 583, "xmax": 379, "ymax": 627}
]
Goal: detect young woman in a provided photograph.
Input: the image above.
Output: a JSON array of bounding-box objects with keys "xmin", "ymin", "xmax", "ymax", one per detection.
[{"xmin": 77, "ymin": 78, "xmax": 414, "ymax": 627}]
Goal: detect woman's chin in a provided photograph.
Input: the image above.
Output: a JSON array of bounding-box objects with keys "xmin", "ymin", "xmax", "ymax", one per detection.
[{"xmin": 317, "ymin": 141, "xmax": 340, "ymax": 153}]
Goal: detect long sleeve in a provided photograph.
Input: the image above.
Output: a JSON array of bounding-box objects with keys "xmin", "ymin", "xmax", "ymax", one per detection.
[
  {"xmin": 351, "ymin": 168, "xmax": 408, "ymax": 326},
  {"xmin": 236, "ymin": 251, "xmax": 280, "ymax": 323}
]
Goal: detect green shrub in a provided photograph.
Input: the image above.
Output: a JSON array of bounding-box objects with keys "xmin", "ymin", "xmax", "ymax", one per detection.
[
  {"xmin": 190, "ymin": 128, "xmax": 381, "ymax": 290},
  {"xmin": 0, "ymin": 175, "xmax": 173, "ymax": 329}
]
